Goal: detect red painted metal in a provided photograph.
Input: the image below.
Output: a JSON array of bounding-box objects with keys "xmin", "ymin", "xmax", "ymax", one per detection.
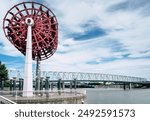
[{"xmin": 3, "ymin": 2, "xmax": 58, "ymax": 61}]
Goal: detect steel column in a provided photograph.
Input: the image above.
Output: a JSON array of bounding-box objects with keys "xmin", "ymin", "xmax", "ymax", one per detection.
[{"xmin": 23, "ymin": 18, "xmax": 34, "ymax": 97}]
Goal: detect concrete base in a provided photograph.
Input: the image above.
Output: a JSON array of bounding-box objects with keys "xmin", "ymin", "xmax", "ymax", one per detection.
[{"xmin": 8, "ymin": 93, "xmax": 86, "ymax": 104}]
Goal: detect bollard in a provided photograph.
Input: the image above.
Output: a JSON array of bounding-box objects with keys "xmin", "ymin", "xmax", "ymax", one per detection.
[
  {"xmin": 57, "ymin": 79, "xmax": 61, "ymax": 95},
  {"xmin": 1, "ymin": 78, "xmax": 4, "ymax": 90},
  {"xmin": 57, "ymin": 79, "xmax": 61, "ymax": 90},
  {"xmin": 12, "ymin": 79, "xmax": 16, "ymax": 97},
  {"xmin": 0, "ymin": 80, "xmax": 4, "ymax": 90},
  {"xmin": 10, "ymin": 79, "xmax": 13, "ymax": 91},
  {"xmin": 51, "ymin": 82, "xmax": 53, "ymax": 91},
  {"xmin": 0, "ymin": 77, "xmax": 1, "ymax": 90},
  {"xmin": 40, "ymin": 79, "xmax": 43, "ymax": 90},
  {"xmin": 70, "ymin": 81, "xmax": 72, "ymax": 90},
  {"xmin": 35, "ymin": 80, "xmax": 38, "ymax": 90},
  {"xmin": 21, "ymin": 80, "xmax": 23, "ymax": 90},
  {"xmin": 73, "ymin": 79, "xmax": 77, "ymax": 89},
  {"xmin": 61, "ymin": 80, "xmax": 65, "ymax": 90},
  {"xmin": 19, "ymin": 79, "xmax": 22, "ymax": 91},
  {"xmin": 45, "ymin": 77, "xmax": 49, "ymax": 90},
  {"xmin": 45, "ymin": 78, "xmax": 49, "ymax": 97},
  {"xmin": 18, "ymin": 79, "xmax": 23, "ymax": 96},
  {"xmin": 13, "ymin": 79, "xmax": 16, "ymax": 91},
  {"xmin": 1, "ymin": 81, "xmax": 4, "ymax": 90},
  {"xmin": 0, "ymin": 80, "xmax": 2, "ymax": 90}
]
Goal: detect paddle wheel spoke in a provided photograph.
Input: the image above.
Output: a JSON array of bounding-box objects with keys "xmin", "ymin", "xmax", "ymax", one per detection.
[{"xmin": 3, "ymin": 2, "xmax": 58, "ymax": 61}]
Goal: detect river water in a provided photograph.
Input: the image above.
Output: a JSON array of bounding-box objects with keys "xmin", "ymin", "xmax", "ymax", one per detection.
[{"xmin": 86, "ymin": 88, "xmax": 150, "ymax": 104}]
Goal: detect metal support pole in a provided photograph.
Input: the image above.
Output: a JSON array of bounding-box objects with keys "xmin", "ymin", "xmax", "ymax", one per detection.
[
  {"xmin": 19, "ymin": 78, "xmax": 23, "ymax": 90},
  {"xmin": 19, "ymin": 79, "xmax": 21, "ymax": 91},
  {"xmin": 51, "ymin": 83, "xmax": 53, "ymax": 91},
  {"xmin": 74, "ymin": 79, "xmax": 77, "ymax": 89},
  {"xmin": 13, "ymin": 79, "xmax": 16, "ymax": 91},
  {"xmin": 1, "ymin": 78, "xmax": 4, "ymax": 90},
  {"xmin": 0, "ymin": 80, "xmax": 2, "ymax": 90},
  {"xmin": 57, "ymin": 79, "xmax": 61, "ymax": 90},
  {"xmin": 10, "ymin": 79, "xmax": 13, "ymax": 91},
  {"xmin": 40, "ymin": 78, "xmax": 43, "ymax": 90},
  {"xmin": 12, "ymin": 78, "xmax": 16, "ymax": 97},
  {"xmin": 0, "ymin": 77, "xmax": 1, "ymax": 90},
  {"xmin": 45, "ymin": 77, "xmax": 49, "ymax": 97},
  {"xmin": 45, "ymin": 77, "xmax": 49, "ymax": 90},
  {"xmin": 23, "ymin": 18, "xmax": 34, "ymax": 97},
  {"xmin": 70, "ymin": 81, "xmax": 72, "ymax": 89},
  {"xmin": 0, "ymin": 77, "xmax": 4, "ymax": 90},
  {"xmin": 1, "ymin": 81, "xmax": 4, "ymax": 90},
  {"xmin": 35, "ymin": 59, "xmax": 41, "ymax": 90},
  {"xmin": 18, "ymin": 78, "xmax": 23, "ymax": 96},
  {"xmin": 62, "ymin": 81, "xmax": 65, "ymax": 90}
]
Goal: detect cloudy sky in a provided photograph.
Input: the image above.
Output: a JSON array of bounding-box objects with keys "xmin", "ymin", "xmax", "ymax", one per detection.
[{"xmin": 0, "ymin": 0, "xmax": 150, "ymax": 80}]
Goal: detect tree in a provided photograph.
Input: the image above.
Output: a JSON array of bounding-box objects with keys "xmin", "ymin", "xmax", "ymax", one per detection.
[{"xmin": 0, "ymin": 61, "xmax": 8, "ymax": 81}]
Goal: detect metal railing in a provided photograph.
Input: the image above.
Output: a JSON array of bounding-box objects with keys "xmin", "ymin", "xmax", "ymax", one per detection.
[{"xmin": 0, "ymin": 95, "xmax": 16, "ymax": 104}]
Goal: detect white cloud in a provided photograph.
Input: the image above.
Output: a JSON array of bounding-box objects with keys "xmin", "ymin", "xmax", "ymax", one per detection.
[
  {"xmin": 0, "ymin": 0, "xmax": 23, "ymax": 56},
  {"xmin": 44, "ymin": 0, "xmax": 150, "ymax": 79},
  {"xmin": 0, "ymin": 0, "xmax": 150, "ymax": 80}
]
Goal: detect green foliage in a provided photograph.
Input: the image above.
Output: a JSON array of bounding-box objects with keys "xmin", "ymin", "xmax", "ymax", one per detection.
[{"xmin": 0, "ymin": 61, "xmax": 8, "ymax": 80}]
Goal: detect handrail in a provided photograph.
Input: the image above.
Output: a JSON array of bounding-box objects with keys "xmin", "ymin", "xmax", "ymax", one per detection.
[{"xmin": 0, "ymin": 95, "xmax": 16, "ymax": 104}]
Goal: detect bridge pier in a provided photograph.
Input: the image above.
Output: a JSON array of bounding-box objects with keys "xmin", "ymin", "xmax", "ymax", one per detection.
[
  {"xmin": 123, "ymin": 83, "xmax": 132, "ymax": 90},
  {"xmin": 129, "ymin": 83, "xmax": 132, "ymax": 90},
  {"xmin": 123, "ymin": 83, "xmax": 126, "ymax": 90}
]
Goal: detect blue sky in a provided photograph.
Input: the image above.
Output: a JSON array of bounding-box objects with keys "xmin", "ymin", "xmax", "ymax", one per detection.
[{"xmin": 0, "ymin": 0, "xmax": 150, "ymax": 80}]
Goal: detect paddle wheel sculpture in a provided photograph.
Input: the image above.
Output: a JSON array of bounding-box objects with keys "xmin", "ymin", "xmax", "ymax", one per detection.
[{"xmin": 3, "ymin": 2, "xmax": 58, "ymax": 96}]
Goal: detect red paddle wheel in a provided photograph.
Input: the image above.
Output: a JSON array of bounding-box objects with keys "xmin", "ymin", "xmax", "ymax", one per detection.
[
  {"xmin": 3, "ymin": 2, "xmax": 58, "ymax": 96},
  {"xmin": 3, "ymin": 2, "xmax": 58, "ymax": 61}
]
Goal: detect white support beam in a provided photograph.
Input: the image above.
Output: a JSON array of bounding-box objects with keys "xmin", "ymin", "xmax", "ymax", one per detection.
[{"xmin": 23, "ymin": 18, "xmax": 34, "ymax": 97}]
